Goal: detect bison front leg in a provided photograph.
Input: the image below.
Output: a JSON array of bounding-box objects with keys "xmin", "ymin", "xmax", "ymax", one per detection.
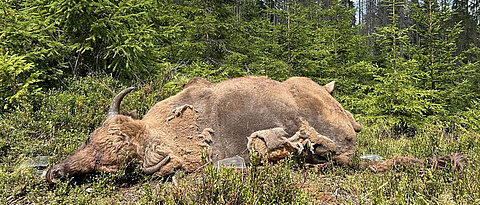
[
  {"xmin": 153, "ymin": 156, "xmax": 183, "ymax": 177},
  {"xmin": 142, "ymin": 151, "xmax": 183, "ymax": 176}
]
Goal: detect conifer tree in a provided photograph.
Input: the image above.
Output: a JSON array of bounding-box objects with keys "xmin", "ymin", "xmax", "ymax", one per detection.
[
  {"xmin": 409, "ymin": 0, "xmax": 464, "ymax": 114},
  {"xmin": 370, "ymin": 0, "xmax": 436, "ymax": 130},
  {"xmin": 451, "ymin": 0, "xmax": 480, "ymax": 55}
]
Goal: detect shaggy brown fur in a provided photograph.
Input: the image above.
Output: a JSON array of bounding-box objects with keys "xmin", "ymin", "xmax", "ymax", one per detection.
[
  {"xmin": 46, "ymin": 115, "xmax": 148, "ymax": 184},
  {"xmin": 47, "ymin": 76, "xmax": 362, "ymax": 183},
  {"xmin": 146, "ymin": 105, "xmax": 212, "ymax": 176},
  {"xmin": 154, "ymin": 76, "xmax": 357, "ymax": 163}
]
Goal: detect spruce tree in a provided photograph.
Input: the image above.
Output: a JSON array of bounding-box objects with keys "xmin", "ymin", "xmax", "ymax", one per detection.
[
  {"xmin": 409, "ymin": 0, "xmax": 464, "ymax": 114},
  {"xmin": 370, "ymin": 0, "xmax": 436, "ymax": 131}
]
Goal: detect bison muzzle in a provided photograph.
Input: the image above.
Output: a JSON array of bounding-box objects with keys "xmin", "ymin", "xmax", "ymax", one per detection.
[{"xmin": 46, "ymin": 76, "xmax": 361, "ymax": 184}]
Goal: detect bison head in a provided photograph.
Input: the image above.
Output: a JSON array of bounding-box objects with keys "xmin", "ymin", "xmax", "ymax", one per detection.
[{"xmin": 46, "ymin": 88, "xmax": 169, "ymax": 184}]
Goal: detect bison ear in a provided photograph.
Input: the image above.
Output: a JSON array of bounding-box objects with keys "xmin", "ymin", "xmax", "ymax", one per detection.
[
  {"xmin": 324, "ymin": 81, "xmax": 335, "ymax": 94},
  {"xmin": 126, "ymin": 110, "xmax": 137, "ymax": 119}
]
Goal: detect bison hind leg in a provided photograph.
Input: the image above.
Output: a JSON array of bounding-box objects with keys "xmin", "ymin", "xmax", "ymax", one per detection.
[
  {"xmin": 246, "ymin": 127, "xmax": 302, "ymax": 163},
  {"xmin": 246, "ymin": 123, "xmax": 339, "ymax": 164}
]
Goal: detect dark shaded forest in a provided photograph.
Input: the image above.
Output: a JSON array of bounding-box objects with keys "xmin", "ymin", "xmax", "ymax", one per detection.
[
  {"xmin": 1, "ymin": 0, "xmax": 479, "ymax": 203},
  {"xmin": 2, "ymin": 0, "xmax": 479, "ymax": 129}
]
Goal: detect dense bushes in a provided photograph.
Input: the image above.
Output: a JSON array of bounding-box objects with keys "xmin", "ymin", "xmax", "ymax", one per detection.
[{"xmin": 2, "ymin": 0, "xmax": 478, "ymax": 129}]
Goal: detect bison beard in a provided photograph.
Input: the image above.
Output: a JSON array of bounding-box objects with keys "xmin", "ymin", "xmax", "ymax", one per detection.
[{"xmin": 46, "ymin": 76, "xmax": 466, "ymax": 184}]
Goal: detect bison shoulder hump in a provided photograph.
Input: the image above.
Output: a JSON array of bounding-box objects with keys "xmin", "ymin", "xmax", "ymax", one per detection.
[{"xmin": 184, "ymin": 77, "xmax": 213, "ymax": 89}]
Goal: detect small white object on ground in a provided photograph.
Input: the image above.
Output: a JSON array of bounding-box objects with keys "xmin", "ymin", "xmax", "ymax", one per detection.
[
  {"xmin": 214, "ymin": 155, "xmax": 246, "ymax": 169},
  {"xmin": 360, "ymin": 154, "xmax": 384, "ymax": 161}
]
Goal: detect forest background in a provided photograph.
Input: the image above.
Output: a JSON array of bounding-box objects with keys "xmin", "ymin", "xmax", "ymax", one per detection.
[{"xmin": 1, "ymin": 0, "xmax": 479, "ymax": 203}]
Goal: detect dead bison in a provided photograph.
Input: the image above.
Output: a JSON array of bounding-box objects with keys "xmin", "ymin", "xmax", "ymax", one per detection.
[{"xmin": 46, "ymin": 76, "xmax": 362, "ymax": 184}]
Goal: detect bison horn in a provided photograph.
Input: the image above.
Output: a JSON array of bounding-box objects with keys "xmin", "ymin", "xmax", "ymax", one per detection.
[
  {"xmin": 107, "ymin": 87, "xmax": 135, "ymax": 118},
  {"xmin": 142, "ymin": 156, "xmax": 170, "ymax": 174}
]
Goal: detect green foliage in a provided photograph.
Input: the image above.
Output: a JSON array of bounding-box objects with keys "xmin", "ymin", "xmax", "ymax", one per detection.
[
  {"xmin": 304, "ymin": 1, "xmax": 368, "ymax": 81},
  {"xmin": 352, "ymin": 116, "xmax": 480, "ymax": 204},
  {"xmin": 0, "ymin": 0, "xmax": 65, "ymax": 83},
  {"xmin": 0, "ymin": 74, "xmax": 175, "ymax": 166},
  {"xmin": 369, "ymin": 0, "xmax": 439, "ymax": 129},
  {"xmin": 409, "ymin": 0, "xmax": 470, "ymax": 115},
  {"xmin": 335, "ymin": 61, "xmax": 377, "ymax": 114},
  {"xmin": 47, "ymin": 0, "xmax": 164, "ymax": 78},
  {"xmin": 0, "ymin": 53, "xmax": 42, "ymax": 109},
  {"xmin": 164, "ymin": 158, "xmax": 309, "ymax": 204}
]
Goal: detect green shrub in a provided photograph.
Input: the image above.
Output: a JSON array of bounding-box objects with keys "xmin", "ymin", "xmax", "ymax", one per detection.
[
  {"xmin": 0, "ymin": 53, "xmax": 42, "ymax": 110},
  {"xmin": 162, "ymin": 157, "xmax": 311, "ymax": 204}
]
